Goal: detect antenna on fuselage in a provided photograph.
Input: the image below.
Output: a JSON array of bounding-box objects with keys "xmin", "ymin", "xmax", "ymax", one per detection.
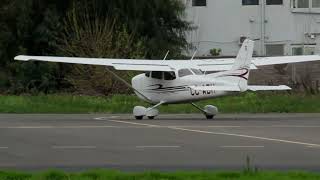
[
  {"xmin": 163, "ymin": 51, "xmax": 170, "ymax": 60},
  {"xmin": 190, "ymin": 50, "xmax": 197, "ymax": 60}
]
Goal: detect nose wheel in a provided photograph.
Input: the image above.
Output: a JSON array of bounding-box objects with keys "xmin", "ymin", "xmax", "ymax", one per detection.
[{"xmin": 133, "ymin": 102, "xmax": 164, "ymax": 120}]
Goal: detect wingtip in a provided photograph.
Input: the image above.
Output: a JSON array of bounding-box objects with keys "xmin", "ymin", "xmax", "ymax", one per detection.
[
  {"xmin": 280, "ymin": 85, "xmax": 292, "ymax": 90},
  {"xmin": 14, "ymin": 55, "xmax": 29, "ymax": 61}
]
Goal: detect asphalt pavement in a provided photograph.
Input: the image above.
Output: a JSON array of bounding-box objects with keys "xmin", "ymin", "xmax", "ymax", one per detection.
[{"xmin": 0, "ymin": 114, "xmax": 319, "ymax": 171}]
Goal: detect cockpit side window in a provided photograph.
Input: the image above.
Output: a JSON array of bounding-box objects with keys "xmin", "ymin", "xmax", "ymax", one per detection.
[
  {"xmin": 145, "ymin": 72, "xmax": 151, "ymax": 77},
  {"xmin": 178, "ymin": 69, "xmax": 193, "ymax": 77},
  {"xmin": 191, "ymin": 68, "xmax": 203, "ymax": 75},
  {"xmin": 164, "ymin": 71, "xmax": 176, "ymax": 80},
  {"xmin": 151, "ymin": 71, "xmax": 163, "ymax": 79}
]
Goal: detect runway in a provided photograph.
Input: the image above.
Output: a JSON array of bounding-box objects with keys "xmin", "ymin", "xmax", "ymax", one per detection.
[{"xmin": 0, "ymin": 114, "xmax": 320, "ymax": 171}]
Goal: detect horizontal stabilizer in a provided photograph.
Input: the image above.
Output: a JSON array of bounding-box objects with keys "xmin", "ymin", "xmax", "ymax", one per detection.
[
  {"xmin": 190, "ymin": 85, "xmax": 241, "ymax": 92},
  {"xmin": 248, "ymin": 85, "xmax": 291, "ymax": 91}
]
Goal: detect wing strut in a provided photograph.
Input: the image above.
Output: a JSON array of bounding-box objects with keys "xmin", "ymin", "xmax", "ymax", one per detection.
[
  {"xmin": 105, "ymin": 68, "xmax": 152, "ymax": 102},
  {"xmin": 163, "ymin": 51, "xmax": 170, "ymax": 60}
]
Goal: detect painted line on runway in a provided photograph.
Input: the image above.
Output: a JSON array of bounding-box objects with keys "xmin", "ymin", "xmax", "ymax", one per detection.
[
  {"xmin": 0, "ymin": 125, "xmax": 152, "ymax": 129},
  {"xmin": 136, "ymin": 146, "xmax": 181, "ymax": 148},
  {"xmin": 0, "ymin": 147, "xmax": 8, "ymax": 149},
  {"xmin": 220, "ymin": 146, "xmax": 264, "ymax": 148},
  {"xmin": 106, "ymin": 119, "xmax": 162, "ymax": 128},
  {"xmin": 170, "ymin": 126, "xmax": 320, "ymax": 147},
  {"xmin": 106, "ymin": 119, "xmax": 320, "ymax": 147},
  {"xmin": 52, "ymin": 146, "xmax": 96, "ymax": 149}
]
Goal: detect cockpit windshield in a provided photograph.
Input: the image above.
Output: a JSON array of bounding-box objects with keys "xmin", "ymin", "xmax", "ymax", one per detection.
[{"xmin": 178, "ymin": 69, "xmax": 193, "ymax": 77}]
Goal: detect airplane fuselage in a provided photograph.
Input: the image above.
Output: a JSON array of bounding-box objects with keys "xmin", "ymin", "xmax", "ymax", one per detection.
[{"xmin": 132, "ymin": 73, "xmax": 230, "ymax": 104}]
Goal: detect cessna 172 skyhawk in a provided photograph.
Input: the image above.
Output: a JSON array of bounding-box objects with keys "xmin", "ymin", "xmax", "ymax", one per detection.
[{"xmin": 15, "ymin": 39, "xmax": 320, "ymax": 119}]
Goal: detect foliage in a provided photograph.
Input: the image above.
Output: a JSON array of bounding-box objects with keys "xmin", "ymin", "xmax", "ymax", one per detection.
[
  {"xmin": 210, "ymin": 48, "xmax": 222, "ymax": 56},
  {"xmin": 0, "ymin": 0, "xmax": 191, "ymax": 95},
  {"xmin": 57, "ymin": 3, "xmax": 146, "ymax": 95},
  {"xmin": 0, "ymin": 0, "xmax": 70, "ymax": 94},
  {"xmin": 1, "ymin": 93, "xmax": 320, "ymax": 113},
  {"xmin": 0, "ymin": 170, "xmax": 320, "ymax": 180}
]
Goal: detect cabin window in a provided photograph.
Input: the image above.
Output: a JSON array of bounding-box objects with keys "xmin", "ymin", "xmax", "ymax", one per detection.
[
  {"xmin": 178, "ymin": 69, "xmax": 193, "ymax": 77},
  {"xmin": 164, "ymin": 72, "xmax": 176, "ymax": 80},
  {"xmin": 191, "ymin": 68, "xmax": 203, "ymax": 75},
  {"xmin": 151, "ymin": 71, "xmax": 163, "ymax": 79},
  {"xmin": 145, "ymin": 72, "xmax": 150, "ymax": 77}
]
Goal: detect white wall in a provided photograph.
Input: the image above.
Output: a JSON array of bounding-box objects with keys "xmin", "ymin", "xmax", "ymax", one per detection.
[{"xmin": 184, "ymin": 0, "xmax": 320, "ymax": 56}]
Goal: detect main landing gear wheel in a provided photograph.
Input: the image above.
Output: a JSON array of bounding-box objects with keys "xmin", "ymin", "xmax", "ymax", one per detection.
[
  {"xmin": 135, "ymin": 116, "xmax": 144, "ymax": 120},
  {"xmin": 191, "ymin": 103, "xmax": 218, "ymax": 120},
  {"xmin": 205, "ymin": 115, "xmax": 214, "ymax": 120},
  {"xmin": 147, "ymin": 116, "xmax": 155, "ymax": 120}
]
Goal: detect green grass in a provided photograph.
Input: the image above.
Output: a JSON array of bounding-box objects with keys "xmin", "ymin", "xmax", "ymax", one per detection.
[
  {"xmin": 0, "ymin": 170, "xmax": 320, "ymax": 180},
  {"xmin": 0, "ymin": 93, "xmax": 320, "ymax": 113}
]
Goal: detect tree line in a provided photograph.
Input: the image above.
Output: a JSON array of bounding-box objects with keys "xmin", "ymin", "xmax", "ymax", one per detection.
[{"xmin": 0, "ymin": 0, "xmax": 191, "ymax": 95}]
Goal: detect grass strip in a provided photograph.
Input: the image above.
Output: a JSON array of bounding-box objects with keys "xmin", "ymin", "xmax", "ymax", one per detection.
[
  {"xmin": 0, "ymin": 170, "xmax": 320, "ymax": 180},
  {"xmin": 0, "ymin": 93, "xmax": 319, "ymax": 113}
]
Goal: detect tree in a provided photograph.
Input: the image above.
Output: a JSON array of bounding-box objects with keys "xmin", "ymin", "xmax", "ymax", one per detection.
[
  {"xmin": 57, "ymin": 4, "xmax": 146, "ymax": 95},
  {"xmin": 0, "ymin": 0, "xmax": 191, "ymax": 94},
  {"xmin": 0, "ymin": 0, "xmax": 71, "ymax": 93}
]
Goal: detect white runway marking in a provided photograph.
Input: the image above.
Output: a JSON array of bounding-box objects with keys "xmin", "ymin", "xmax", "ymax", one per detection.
[
  {"xmin": 106, "ymin": 119, "xmax": 320, "ymax": 147},
  {"xmin": 136, "ymin": 146, "xmax": 181, "ymax": 148},
  {"xmin": 220, "ymin": 146, "xmax": 264, "ymax": 148},
  {"xmin": 0, "ymin": 125, "xmax": 149, "ymax": 129},
  {"xmin": 107, "ymin": 119, "xmax": 161, "ymax": 128},
  {"xmin": 0, "ymin": 147, "xmax": 8, "ymax": 149},
  {"xmin": 52, "ymin": 146, "xmax": 96, "ymax": 149}
]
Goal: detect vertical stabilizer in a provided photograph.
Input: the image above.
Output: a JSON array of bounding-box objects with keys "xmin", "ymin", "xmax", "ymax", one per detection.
[
  {"xmin": 231, "ymin": 39, "xmax": 254, "ymax": 91},
  {"xmin": 209, "ymin": 39, "xmax": 255, "ymax": 92},
  {"xmin": 232, "ymin": 39, "xmax": 254, "ymax": 71}
]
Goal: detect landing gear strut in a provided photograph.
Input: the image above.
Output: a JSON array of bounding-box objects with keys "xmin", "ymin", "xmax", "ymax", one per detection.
[
  {"xmin": 133, "ymin": 102, "xmax": 164, "ymax": 120},
  {"xmin": 191, "ymin": 103, "xmax": 218, "ymax": 120}
]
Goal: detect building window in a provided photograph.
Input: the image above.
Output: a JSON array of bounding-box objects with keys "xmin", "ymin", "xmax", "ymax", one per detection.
[
  {"xmin": 292, "ymin": 45, "xmax": 315, "ymax": 55},
  {"xmin": 313, "ymin": 0, "xmax": 320, "ymax": 8},
  {"xmin": 267, "ymin": 0, "xmax": 283, "ymax": 5},
  {"xmin": 192, "ymin": 0, "xmax": 206, "ymax": 6},
  {"xmin": 292, "ymin": 0, "xmax": 309, "ymax": 8},
  {"xmin": 292, "ymin": 47, "xmax": 303, "ymax": 55},
  {"xmin": 266, "ymin": 44, "xmax": 285, "ymax": 56},
  {"xmin": 242, "ymin": 0, "xmax": 259, "ymax": 5}
]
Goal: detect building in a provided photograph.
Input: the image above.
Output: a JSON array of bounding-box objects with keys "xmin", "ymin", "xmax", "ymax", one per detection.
[{"xmin": 184, "ymin": 0, "xmax": 320, "ymax": 57}]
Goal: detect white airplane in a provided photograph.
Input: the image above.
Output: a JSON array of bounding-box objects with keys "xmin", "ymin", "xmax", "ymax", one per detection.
[{"xmin": 15, "ymin": 39, "xmax": 320, "ymax": 119}]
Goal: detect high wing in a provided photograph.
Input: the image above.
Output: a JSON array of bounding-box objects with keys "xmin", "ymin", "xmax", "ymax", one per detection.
[
  {"xmin": 252, "ymin": 55, "xmax": 320, "ymax": 67},
  {"xmin": 14, "ymin": 55, "xmax": 243, "ymax": 72},
  {"xmin": 198, "ymin": 55, "xmax": 320, "ymax": 70},
  {"xmin": 14, "ymin": 54, "xmax": 320, "ymax": 72}
]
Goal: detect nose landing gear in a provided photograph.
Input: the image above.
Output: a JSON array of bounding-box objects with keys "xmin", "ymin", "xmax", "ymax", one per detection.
[{"xmin": 133, "ymin": 101, "xmax": 164, "ymax": 120}]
